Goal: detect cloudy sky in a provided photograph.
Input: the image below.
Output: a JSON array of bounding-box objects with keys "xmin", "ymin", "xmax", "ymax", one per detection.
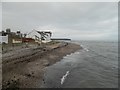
[{"xmin": 2, "ymin": 2, "xmax": 118, "ymax": 41}]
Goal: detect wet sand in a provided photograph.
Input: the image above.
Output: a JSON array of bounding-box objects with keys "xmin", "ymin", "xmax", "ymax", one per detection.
[{"xmin": 2, "ymin": 42, "xmax": 81, "ymax": 89}]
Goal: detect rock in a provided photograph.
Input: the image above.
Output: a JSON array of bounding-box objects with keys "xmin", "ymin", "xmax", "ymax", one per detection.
[
  {"xmin": 25, "ymin": 74, "xmax": 31, "ymax": 77},
  {"xmin": 43, "ymin": 62, "xmax": 50, "ymax": 66}
]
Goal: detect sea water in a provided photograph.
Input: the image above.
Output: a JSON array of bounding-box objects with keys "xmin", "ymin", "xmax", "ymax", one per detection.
[{"xmin": 41, "ymin": 41, "xmax": 118, "ymax": 88}]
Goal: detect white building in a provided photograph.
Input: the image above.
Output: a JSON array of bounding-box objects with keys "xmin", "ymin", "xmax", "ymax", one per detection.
[
  {"xmin": 0, "ymin": 35, "xmax": 8, "ymax": 44},
  {"xmin": 27, "ymin": 30, "xmax": 52, "ymax": 43}
]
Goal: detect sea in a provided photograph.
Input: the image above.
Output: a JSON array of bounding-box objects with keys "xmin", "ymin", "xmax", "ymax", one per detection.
[{"xmin": 41, "ymin": 41, "xmax": 118, "ymax": 88}]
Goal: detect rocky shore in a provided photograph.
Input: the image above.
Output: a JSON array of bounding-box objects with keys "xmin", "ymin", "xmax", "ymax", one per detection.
[{"xmin": 2, "ymin": 41, "xmax": 81, "ymax": 89}]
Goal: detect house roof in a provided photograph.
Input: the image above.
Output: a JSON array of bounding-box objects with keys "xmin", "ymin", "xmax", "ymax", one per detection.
[{"xmin": 37, "ymin": 31, "xmax": 52, "ymax": 37}]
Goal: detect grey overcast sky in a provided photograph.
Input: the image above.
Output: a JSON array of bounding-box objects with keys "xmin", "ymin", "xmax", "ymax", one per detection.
[{"xmin": 2, "ymin": 2, "xmax": 118, "ymax": 41}]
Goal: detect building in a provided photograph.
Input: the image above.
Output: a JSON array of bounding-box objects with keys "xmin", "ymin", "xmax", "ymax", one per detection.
[
  {"xmin": 0, "ymin": 30, "xmax": 8, "ymax": 44},
  {"xmin": 26, "ymin": 30, "xmax": 41, "ymax": 44},
  {"xmin": 0, "ymin": 35, "xmax": 8, "ymax": 44},
  {"xmin": 37, "ymin": 31, "xmax": 52, "ymax": 43},
  {"xmin": 22, "ymin": 38, "xmax": 35, "ymax": 43},
  {"xmin": 0, "ymin": 28, "xmax": 23, "ymax": 44},
  {"xmin": 27, "ymin": 30, "xmax": 52, "ymax": 43},
  {"xmin": 0, "ymin": 29, "xmax": 52, "ymax": 45}
]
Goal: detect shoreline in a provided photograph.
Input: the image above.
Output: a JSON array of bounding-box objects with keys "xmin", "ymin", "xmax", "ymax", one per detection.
[{"xmin": 2, "ymin": 42, "xmax": 82, "ymax": 88}]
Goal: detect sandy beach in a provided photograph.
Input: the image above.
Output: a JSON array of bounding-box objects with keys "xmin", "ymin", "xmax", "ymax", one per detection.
[{"xmin": 2, "ymin": 42, "xmax": 81, "ymax": 89}]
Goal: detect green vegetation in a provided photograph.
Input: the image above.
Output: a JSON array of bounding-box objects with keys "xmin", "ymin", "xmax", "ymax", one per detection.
[{"xmin": 45, "ymin": 40, "xmax": 59, "ymax": 45}]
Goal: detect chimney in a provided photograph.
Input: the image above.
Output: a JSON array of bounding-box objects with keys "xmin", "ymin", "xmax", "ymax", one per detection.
[{"xmin": 6, "ymin": 28, "xmax": 11, "ymax": 34}]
